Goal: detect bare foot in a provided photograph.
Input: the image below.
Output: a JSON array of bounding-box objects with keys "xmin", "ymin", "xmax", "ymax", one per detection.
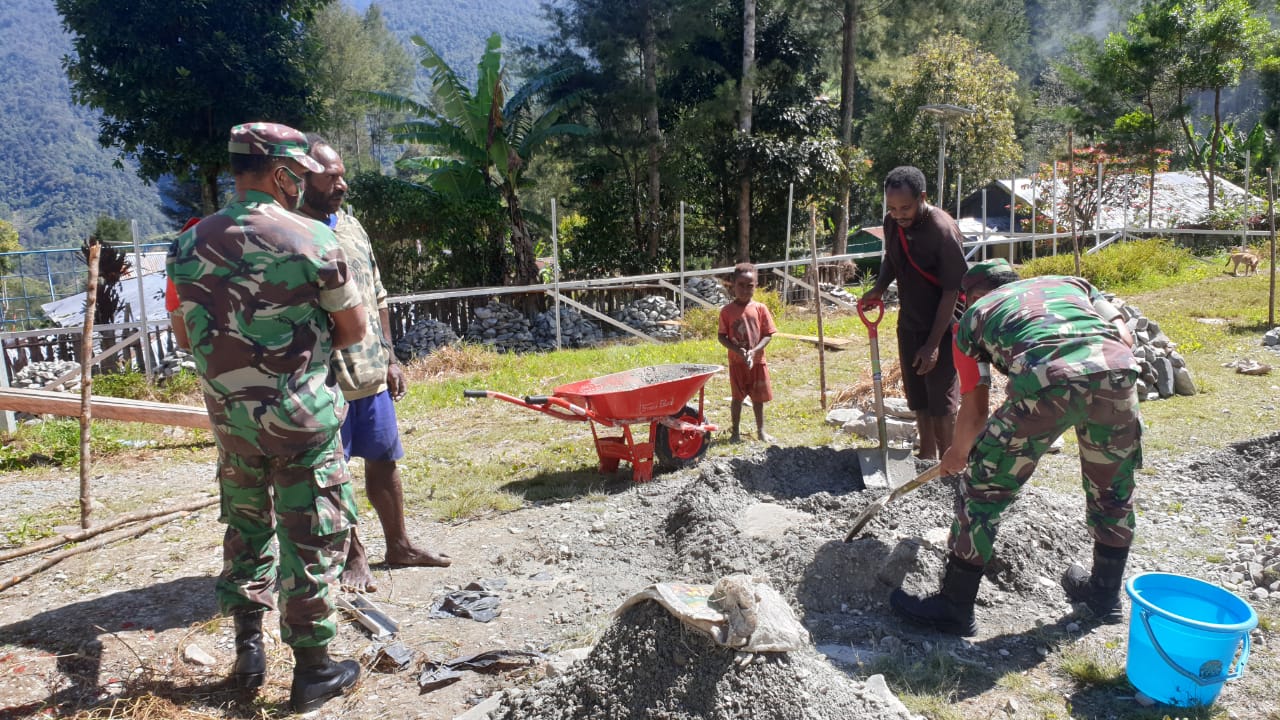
[
  {"xmin": 758, "ymin": 432, "xmax": 776, "ymax": 444},
  {"xmin": 342, "ymin": 534, "xmax": 378, "ymax": 593},
  {"xmin": 729, "ymin": 433, "xmax": 743, "ymax": 444},
  {"xmin": 385, "ymin": 543, "xmax": 452, "ymax": 568}
]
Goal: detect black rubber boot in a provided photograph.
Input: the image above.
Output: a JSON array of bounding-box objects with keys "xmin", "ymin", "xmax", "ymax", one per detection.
[
  {"xmin": 1062, "ymin": 542, "xmax": 1130, "ymax": 624},
  {"xmin": 231, "ymin": 611, "xmax": 266, "ymax": 690},
  {"xmin": 289, "ymin": 645, "xmax": 361, "ymax": 713},
  {"xmin": 889, "ymin": 556, "xmax": 984, "ymax": 637}
]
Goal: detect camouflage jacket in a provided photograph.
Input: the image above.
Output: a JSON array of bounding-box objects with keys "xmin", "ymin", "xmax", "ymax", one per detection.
[
  {"xmin": 329, "ymin": 212, "xmax": 390, "ymax": 401},
  {"xmin": 166, "ymin": 190, "xmax": 362, "ymax": 457},
  {"xmin": 956, "ymin": 276, "xmax": 1139, "ymax": 400}
]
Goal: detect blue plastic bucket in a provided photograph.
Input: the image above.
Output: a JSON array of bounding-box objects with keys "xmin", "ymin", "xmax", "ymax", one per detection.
[{"xmin": 1125, "ymin": 572, "xmax": 1258, "ymax": 707}]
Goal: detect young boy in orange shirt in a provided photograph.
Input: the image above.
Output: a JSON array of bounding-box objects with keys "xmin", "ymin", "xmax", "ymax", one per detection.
[{"xmin": 718, "ymin": 263, "xmax": 777, "ymax": 443}]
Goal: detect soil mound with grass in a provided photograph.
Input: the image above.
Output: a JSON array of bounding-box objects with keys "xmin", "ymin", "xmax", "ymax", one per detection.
[{"xmin": 491, "ymin": 600, "xmax": 921, "ymax": 720}]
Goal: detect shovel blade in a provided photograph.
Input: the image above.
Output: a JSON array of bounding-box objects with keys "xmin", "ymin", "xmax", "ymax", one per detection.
[{"xmin": 855, "ymin": 447, "xmax": 915, "ymax": 489}]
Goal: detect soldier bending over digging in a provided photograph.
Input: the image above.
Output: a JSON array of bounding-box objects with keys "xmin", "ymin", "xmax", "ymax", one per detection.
[{"xmin": 890, "ymin": 259, "xmax": 1142, "ymax": 636}]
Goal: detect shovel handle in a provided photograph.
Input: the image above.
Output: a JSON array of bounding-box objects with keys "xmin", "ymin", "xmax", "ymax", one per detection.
[
  {"xmin": 858, "ymin": 297, "xmax": 884, "ymax": 335},
  {"xmin": 844, "ymin": 463, "xmax": 941, "ymax": 542}
]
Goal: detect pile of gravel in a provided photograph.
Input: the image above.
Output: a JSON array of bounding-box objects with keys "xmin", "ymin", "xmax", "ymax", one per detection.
[
  {"xmin": 610, "ymin": 295, "xmax": 682, "ymax": 339},
  {"xmin": 1188, "ymin": 432, "xmax": 1280, "ymax": 600},
  {"xmin": 466, "ymin": 301, "xmax": 537, "ymax": 353},
  {"xmin": 1264, "ymin": 326, "xmax": 1280, "ymax": 352},
  {"xmin": 489, "ymin": 601, "xmax": 921, "ymax": 720},
  {"xmin": 11, "ymin": 360, "xmax": 81, "ymax": 392},
  {"xmin": 395, "ymin": 316, "xmax": 459, "ymax": 362},
  {"xmin": 684, "ymin": 276, "xmax": 729, "ymax": 306},
  {"xmin": 1113, "ymin": 296, "xmax": 1196, "ymax": 400},
  {"xmin": 532, "ymin": 306, "xmax": 604, "ymax": 349}
]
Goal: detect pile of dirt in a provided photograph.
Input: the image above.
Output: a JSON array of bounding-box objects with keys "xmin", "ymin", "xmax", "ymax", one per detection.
[
  {"xmin": 489, "ymin": 601, "xmax": 921, "ymax": 720},
  {"xmin": 1190, "ymin": 431, "xmax": 1280, "ymax": 507}
]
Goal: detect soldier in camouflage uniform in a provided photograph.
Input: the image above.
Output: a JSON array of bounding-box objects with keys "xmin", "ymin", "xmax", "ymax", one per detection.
[
  {"xmin": 167, "ymin": 122, "xmax": 368, "ymax": 712},
  {"xmin": 890, "ymin": 259, "xmax": 1141, "ymax": 636},
  {"xmin": 298, "ymin": 136, "xmax": 451, "ymax": 593}
]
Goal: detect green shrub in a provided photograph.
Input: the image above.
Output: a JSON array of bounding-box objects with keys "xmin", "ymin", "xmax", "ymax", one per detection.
[
  {"xmin": 0, "ymin": 418, "xmax": 125, "ymax": 469},
  {"xmin": 684, "ymin": 306, "xmax": 720, "ymax": 339},
  {"xmin": 753, "ymin": 288, "xmax": 786, "ymax": 321},
  {"xmin": 1019, "ymin": 238, "xmax": 1207, "ymax": 292},
  {"xmin": 158, "ymin": 369, "xmax": 202, "ymax": 404},
  {"xmin": 92, "ymin": 370, "xmax": 150, "ymax": 400}
]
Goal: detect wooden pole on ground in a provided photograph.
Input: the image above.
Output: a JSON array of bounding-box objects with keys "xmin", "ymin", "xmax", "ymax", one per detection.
[
  {"xmin": 0, "ymin": 510, "xmax": 195, "ymax": 592},
  {"xmin": 1269, "ymin": 168, "xmax": 1276, "ymax": 328},
  {"xmin": 808, "ymin": 204, "xmax": 827, "ymax": 409},
  {"xmin": 0, "ymin": 495, "xmax": 217, "ymax": 564},
  {"xmin": 79, "ymin": 242, "xmax": 100, "ymax": 529}
]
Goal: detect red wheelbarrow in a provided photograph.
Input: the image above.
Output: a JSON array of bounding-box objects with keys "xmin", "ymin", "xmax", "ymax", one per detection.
[{"xmin": 464, "ymin": 364, "xmax": 722, "ymax": 482}]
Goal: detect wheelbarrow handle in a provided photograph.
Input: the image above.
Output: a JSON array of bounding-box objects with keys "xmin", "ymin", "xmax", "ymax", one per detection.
[
  {"xmin": 857, "ymin": 297, "xmax": 884, "ymax": 332},
  {"xmin": 524, "ymin": 395, "xmax": 550, "ymax": 405},
  {"xmin": 463, "ymin": 389, "xmax": 489, "ymax": 399}
]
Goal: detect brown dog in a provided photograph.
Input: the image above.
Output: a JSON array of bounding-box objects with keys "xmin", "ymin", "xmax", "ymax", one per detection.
[{"xmin": 1226, "ymin": 251, "xmax": 1260, "ymax": 276}]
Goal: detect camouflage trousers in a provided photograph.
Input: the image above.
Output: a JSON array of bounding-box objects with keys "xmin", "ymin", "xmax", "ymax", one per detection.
[
  {"xmin": 215, "ymin": 436, "xmax": 357, "ymax": 648},
  {"xmin": 949, "ymin": 370, "xmax": 1141, "ymax": 566}
]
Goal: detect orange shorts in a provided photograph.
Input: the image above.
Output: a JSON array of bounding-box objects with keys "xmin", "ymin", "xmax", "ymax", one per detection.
[{"xmin": 729, "ymin": 362, "xmax": 772, "ymax": 404}]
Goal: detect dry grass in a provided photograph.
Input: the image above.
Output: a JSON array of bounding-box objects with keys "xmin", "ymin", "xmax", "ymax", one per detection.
[
  {"xmin": 407, "ymin": 343, "xmax": 494, "ymax": 380},
  {"xmin": 829, "ymin": 364, "xmax": 906, "ymax": 411}
]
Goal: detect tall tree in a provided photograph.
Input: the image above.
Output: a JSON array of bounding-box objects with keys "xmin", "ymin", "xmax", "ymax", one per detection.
[
  {"xmin": 834, "ymin": 0, "xmax": 859, "ymax": 255},
  {"xmin": 642, "ymin": 0, "xmax": 664, "ymax": 258},
  {"xmin": 1169, "ymin": 0, "xmax": 1267, "ymax": 210},
  {"xmin": 736, "ymin": 0, "xmax": 757, "ymax": 262},
  {"xmin": 56, "ymin": 0, "xmax": 329, "ymax": 216},
  {"xmin": 375, "ymin": 34, "xmax": 587, "ymax": 286},
  {"xmin": 308, "ymin": 3, "xmax": 415, "ymax": 172},
  {"xmin": 864, "ymin": 34, "xmax": 1022, "ymax": 205}
]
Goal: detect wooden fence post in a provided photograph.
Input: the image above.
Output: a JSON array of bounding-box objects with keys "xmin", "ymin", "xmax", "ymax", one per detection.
[{"xmin": 79, "ymin": 242, "xmax": 101, "ymax": 529}]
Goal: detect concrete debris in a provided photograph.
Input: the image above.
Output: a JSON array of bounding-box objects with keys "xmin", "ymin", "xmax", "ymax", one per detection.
[{"xmin": 466, "ymin": 301, "xmax": 538, "ymax": 353}]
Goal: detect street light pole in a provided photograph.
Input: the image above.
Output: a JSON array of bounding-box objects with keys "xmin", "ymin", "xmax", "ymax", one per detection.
[{"xmin": 920, "ymin": 104, "xmax": 976, "ymax": 203}]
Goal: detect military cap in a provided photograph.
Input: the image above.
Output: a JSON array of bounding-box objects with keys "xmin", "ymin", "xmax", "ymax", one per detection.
[
  {"xmin": 961, "ymin": 258, "xmax": 1017, "ymax": 296},
  {"xmin": 227, "ymin": 122, "xmax": 323, "ymax": 173}
]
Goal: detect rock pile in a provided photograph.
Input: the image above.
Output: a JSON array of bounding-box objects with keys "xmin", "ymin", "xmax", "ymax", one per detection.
[
  {"xmin": 532, "ymin": 306, "xmax": 604, "ymax": 349},
  {"xmin": 1264, "ymin": 326, "xmax": 1280, "ymax": 351},
  {"xmin": 156, "ymin": 350, "xmax": 197, "ymax": 379},
  {"xmin": 11, "ymin": 360, "xmax": 81, "ymax": 392},
  {"xmin": 683, "ymin": 276, "xmax": 729, "ymax": 306},
  {"xmin": 465, "ymin": 301, "xmax": 538, "ymax": 353},
  {"xmin": 488, "ymin": 600, "xmax": 921, "ymax": 720},
  {"xmin": 1113, "ymin": 296, "xmax": 1196, "ymax": 401},
  {"xmin": 610, "ymin": 295, "xmax": 682, "ymax": 339},
  {"xmin": 395, "ymin": 317, "xmax": 459, "ymax": 361}
]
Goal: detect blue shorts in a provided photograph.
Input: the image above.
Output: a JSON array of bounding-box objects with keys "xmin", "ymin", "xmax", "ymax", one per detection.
[{"xmin": 340, "ymin": 390, "xmax": 405, "ymax": 462}]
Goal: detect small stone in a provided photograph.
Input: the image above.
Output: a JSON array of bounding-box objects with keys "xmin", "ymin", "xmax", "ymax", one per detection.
[
  {"xmin": 509, "ymin": 526, "xmax": 524, "ymax": 534},
  {"xmin": 998, "ymin": 648, "xmax": 1011, "ymax": 657},
  {"xmin": 182, "ymin": 644, "xmax": 217, "ymax": 667},
  {"xmin": 1004, "ymin": 698, "xmax": 1019, "ymax": 715},
  {"xmin": 590, "ymin": 521, "xmax": 606, "ymax": 533},
  {"xmin": 1252, "ymin": 587, "xmax": 1269, "ymax": 601},
  {"xmin": 1065, "ymin": 622, "xmax": 1081, "ymax": 633}
]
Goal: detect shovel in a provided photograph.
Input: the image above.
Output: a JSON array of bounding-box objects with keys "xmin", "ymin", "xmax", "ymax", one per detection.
[
  {"xmin": 844, "ymin": 463, "xmax": 942, "ymax": 541},
  {"xmin": 854, "ymin": 297, "xmax": 914, "ymax": 488}
]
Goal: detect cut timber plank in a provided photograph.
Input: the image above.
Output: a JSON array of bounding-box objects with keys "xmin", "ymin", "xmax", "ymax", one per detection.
[
  {"xmin": 0, "ymin": 388, "xmax": 211, "ymax": 430},
  {"xmin": 774, "ymin": 332, "xmax": 852, "ymax": 351}
]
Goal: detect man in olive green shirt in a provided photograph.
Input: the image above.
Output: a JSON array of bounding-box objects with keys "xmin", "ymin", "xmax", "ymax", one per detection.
[{"xmin": 300, "ymin": 136, "xmax": 451, "ymax": 592}]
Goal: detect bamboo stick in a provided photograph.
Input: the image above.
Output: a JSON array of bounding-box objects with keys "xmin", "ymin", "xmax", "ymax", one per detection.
[
  {"xmin": 80, "ymin": 242, "xmax": 101, "ymax": 529},
  {"xmin": 0, "ymin": 511, "xmax": 192, "ymax": 593},
  {"xmin": 0, "ymin": 496, "xmax": 217, "ymax": 564},
  {"xmin": 809, "ymin": 205, "xmax": 827, "ymax": 408}
]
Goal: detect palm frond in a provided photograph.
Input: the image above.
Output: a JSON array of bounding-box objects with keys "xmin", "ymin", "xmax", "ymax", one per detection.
[
  {"xmin": 360, "ymin": 90, "xmax": 437, "ymax": 120},
  {"xmin": 387, "ymin": 122, "xmax": 488, "ymax": 166},
  {"xmin": 503, "ymin": 64, "xmax": 575, "ymax": 119},
  {"xmin": 411, "ymin": 34, "xmax": 474, "ymax": 128},
  {"xmin": 396, "ymin": 157, "xmax": 493, "ymax": 200}
]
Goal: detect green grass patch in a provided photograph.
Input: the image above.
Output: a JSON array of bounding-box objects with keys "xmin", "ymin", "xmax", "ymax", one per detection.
[
  {"xmin": 1058, "ymin": 646, "xmax": 1127, "ymax": 688},
  {"xmin": 1019, "ymin": 238, "xmax": 1213, "ymax": 294},
  {"xmin": 0, "ymin": 418, "xmax": 131, "ymax": 469}
]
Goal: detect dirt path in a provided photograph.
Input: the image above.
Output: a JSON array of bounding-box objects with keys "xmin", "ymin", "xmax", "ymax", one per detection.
[{"xmin": 0, "ymin": 432, "xmax": 1277, "ymax": 719}]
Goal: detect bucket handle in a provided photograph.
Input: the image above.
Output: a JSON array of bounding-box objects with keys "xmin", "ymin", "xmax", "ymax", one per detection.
[{"xmin": 1138, "ymin": 608, "xmax": 1251, "ymax": 687}]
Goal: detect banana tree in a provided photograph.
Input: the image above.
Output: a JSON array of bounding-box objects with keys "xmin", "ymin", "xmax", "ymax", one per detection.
[{"xmin": 372, "ymin": 33, "xmax": 587, "ymax": 286}]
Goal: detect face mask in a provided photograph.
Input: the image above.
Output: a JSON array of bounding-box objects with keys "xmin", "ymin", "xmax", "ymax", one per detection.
[{"xmin": 276, "ymin": 166, "xmax": 307, "ymax": 211}]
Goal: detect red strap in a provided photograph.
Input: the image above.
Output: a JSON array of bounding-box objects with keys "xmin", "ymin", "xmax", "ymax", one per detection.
[{"xmin": 897, "ymin": 226, "xmax": 942, "ymax": 287}]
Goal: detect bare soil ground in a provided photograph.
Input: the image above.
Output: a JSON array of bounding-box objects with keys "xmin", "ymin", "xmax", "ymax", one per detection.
[{"xmin": 0, "ymin": 427, "xmax": 1277, "ymax": 719}]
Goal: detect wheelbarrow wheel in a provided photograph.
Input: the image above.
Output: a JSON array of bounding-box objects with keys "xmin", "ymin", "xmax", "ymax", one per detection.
[{"xmin": 655, "ymin": 405, "xmax": 711, "ymax": 471}]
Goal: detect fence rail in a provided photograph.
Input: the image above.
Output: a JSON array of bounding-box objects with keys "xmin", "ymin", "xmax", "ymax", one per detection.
[{"xmin": 1, "ymin": 223, "xmax": 1270, "ymax": 385}]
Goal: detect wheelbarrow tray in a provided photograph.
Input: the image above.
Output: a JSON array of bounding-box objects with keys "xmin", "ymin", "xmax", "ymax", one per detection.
[{"xmin": 554, "ymin": 364, "xmax": 722, "ymax": 421}]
